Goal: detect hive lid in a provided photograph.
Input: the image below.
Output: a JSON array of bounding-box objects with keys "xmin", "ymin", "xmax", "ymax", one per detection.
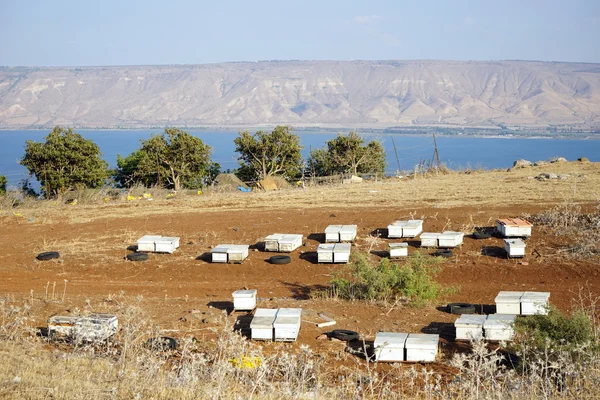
[
  {"xmin": 405, "ymin": 220, "xmax": 423, "ymax": 228},
  {"xmin": 254, "ymin": 308, "xmax": 278, "ymax": 317},
  {"xmin": 495, "ymin": 291, "xmax": 525, "ymax": 302},
  {"xmin": 504, "ymin": 239, "xmax": 526, "ymax": 247},
  {"xmin": 227, "ymin": 244, "xmax": 249, "ymax": 253},
  {"xmin": 340, "ymin": 225, "xmax": 357, "ymax": 232},
  {"xmin": 317, "ymin": 243, "xmax": 335, "ymax": 252},
  {"xmin": 232, "ymin": 289, "xmax": 257, "ymax": 297},
  {"xmin": 497, "ymin": 218, "xmax": 533, "ymax": 227},
  {"xmin": 276, "ymin": 308, "xmax": 302, "ymax": 317},
  {"xmin": 48, "ymin": 315, "xmax": 78, "ymax": 324},
  {"xmin": 374, "ymin": 332, "xmax": 408, "ymax": 347},
  {"xmin": 484, "ymin": 314, "xmax": 516, "ymax": 329},
  {"xmin": 441, "ymin": 231, "xmax": 464, "ymax": 238},
  {"xmin": 279, "ymin": 234, "xmax": 303, "ymax": 243},
  {"xmin": 265, "ymin": 234, "xmax": 285, "ymax": 240},
  {"xmin": 325, "ymin": 225, "xmax": 343, "ymax": 233},
  {"xmin": 455, "ymin": 314, "xmax": 487, "ymax": 326},
  {"xmin": 334, "ymin": 243, "xmax": 351, "ymax": 252},
  {"xmin": 250, "ymin": 316, "xmax": 276, "ymax": 329},
  {"xmin": 158, "ymin": 236, "xmax": 179, "ymax": 242},
  {"xmin": 273, "ymin": 316, "xmax": 301, "ymax": 326},
  {"xmin": 389, "ymin": 242, "xmax": 409, "ymax": 249},
  {"xmin": 405, "ymin": 333, "xmax": 439, "ymax": 348},
  {"xmin": 420, "ymin": 232, "xmax": 441, "ymax": 239},
  {"xmin": 138, "ymin": 235, "xmax": 162, "ymax": 242},
  {"xmin": 211, "ymin": 244, "xmax": 234, "ymax": 253},
  {"xmin": 389, "ymin": 221, "xmax": 408, "ymax": 227},
  {"xmin": 521, "ymin": 291, "xmax": 550, "ymax": 301}
]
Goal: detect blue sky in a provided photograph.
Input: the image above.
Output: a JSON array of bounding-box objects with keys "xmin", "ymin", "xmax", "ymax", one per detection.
[{"xmin": 1, "ymin": 0, "xmax": 598, "ymax": 66}]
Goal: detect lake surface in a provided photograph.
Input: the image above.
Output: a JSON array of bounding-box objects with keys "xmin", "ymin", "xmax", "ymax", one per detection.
[{"xmin": 1, "ymin": 129, "xmax": 599, "ymax": 188}]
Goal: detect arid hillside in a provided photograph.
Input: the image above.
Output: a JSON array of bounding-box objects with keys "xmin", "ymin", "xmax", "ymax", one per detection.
[{"xmin": 1, "ymin": 60, "xmax": 599, "ymax": 129}]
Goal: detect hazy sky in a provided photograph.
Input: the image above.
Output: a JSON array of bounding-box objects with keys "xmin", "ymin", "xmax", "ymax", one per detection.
[{"xmin": 1, "ymin": 0, "xmax": 599, "ymax": 66}]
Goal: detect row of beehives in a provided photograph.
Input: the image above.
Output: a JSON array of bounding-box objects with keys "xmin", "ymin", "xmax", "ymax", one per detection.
[
  {"xmin": 250, "ymin": 308, "xmax": 302, "ymax": 342},
  {"xmin": 374, "ymin": 332, "xmax": 439, "ymax": 362},
  {"xmin": 495, "ymin": 291, "xmax": 550, "ymax": 315},
  {"xmin": 456, "ymin": 314, "xmax": 516, "ymax": 341},
  {"xmin": 47, "ymin": 313, "xmax": 118, "ymax": 342}
]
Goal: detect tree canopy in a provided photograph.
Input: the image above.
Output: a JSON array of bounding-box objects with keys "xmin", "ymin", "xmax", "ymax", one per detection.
[
  {"xmin": 113, "ymin": 128, "xmax": 217, "ymax": 190},
  {"xmin": 308, "ymin": 132, "xmax": 386, "ymax": 176},
  {"xmin": 0, "ymin": 175, "xmax": 6, "ymax": 194},
  {"xmin": 233, "ymin": 125, "xmax": 303, "ymax": 181},
  {"xmin": 20, "ymin": 126, "xmax": 109, "ymax": 197}
]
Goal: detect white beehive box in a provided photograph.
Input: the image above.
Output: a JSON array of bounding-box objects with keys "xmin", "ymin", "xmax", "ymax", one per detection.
[
  {"xmin": 420, "ymin": 233, "xmax": 440, "ymax": 247},
  {"xmin": 273, "ymin": 308, "xmax": 302, "ymax": 342},
  {"xmin": 403, "ymin": 220, "xmax": 424, "ymax": 238},
  {"xmin": 374, "ymin": 332, "xmax": 408, "ymax": 362},
  {"xmin": 264, "ymin": 234, "xmax": 285, "ymax": 252},
  {"xmin": 521, "ymin": 292, "xmax": 550, "ymax": 315},
  {"xmin": 325, "ymin": 225, "xmax": 343, "ymax": 243},
  {"xmin": 389, "ymin": 242, "xmax": 408, "ymax": 258},
  {"xmin": 232, "ymin": 289, "xmax": 257, "ymax": 310},
  {"xmin": 333, "ymin": 243, "xmax": 351, "ymax": 263},
  {"xmin": 405, "ymin": 333, "xmax": 439, "ymax": 362},
  {"xmin": 317, "ymin": 243, "xmax": 335, "ymax": 263},
  {"xmin": 278, "ymin": 234, "xmax": 303, "ymax": 252},
  {"xmin": 504, "ymin": 239, "xmax": 526, "ymax": 258},
  {"xmin": 495, "ymin": 291, "xmax": 525, "ymax": 314},
  {"xmin": 339, "ymin": 225, "xmax": 358, "ymax": 242},
  {"xmin": 438, "ymin": 231, "xmax": 464, "ymax": 248},
  {"xmin": 155, "ymin": 236, "xmax": 180, "ymax": 253},
  {"xmin": 455, "ymin": 314, "xmax": 487, "ymax": 341},
  {"xmin": 484, "ymin": 314, "xmax": 516, "ymax": 341},
  {"xmin": 496, "ymin": 218, "xmax": 533, "ymax": 237},
  {"xmin": 227, "ymin": 244, "xmax": 249, "ymax": 263},
  {"xmin": 48, "ymin": 315, "xmax": 79, "ymax": 339},
  {"xmin": 387, "ymin": 221, "xmax": 407, "ymax": 238},
  {"xmin": 211, "ymin": 244, "xmax": 233, "ymax": 263},
  {"xmin": 251, "ymin": 308, "xmax": 278, "ymax": 341},
  {"xmin": 74, "ymin": 313, "xmax": 118, "ymax": 342},
  {"xmin": 137, "ymin": 235, "xmax": 162, "ymax": 252}
]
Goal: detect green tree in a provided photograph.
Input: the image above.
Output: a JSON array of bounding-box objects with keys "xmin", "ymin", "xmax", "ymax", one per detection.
[
  {"xmin": 20, "ymin": 126, "xmax": 108, "ymax": 198},
  {"xmin": 0, "ymin": 175, "xmax": 7, "ymax": 194},
  {"xmin": 113, "ymin": 128, "xmax": 216, "ymax": 190},
  {"xmin": 234, "ymin": 125, "xmax": 303, "ymax": 181},
  {"xmin": 308, "ymin": 132, "xmax": 386, "ymax": 176}
]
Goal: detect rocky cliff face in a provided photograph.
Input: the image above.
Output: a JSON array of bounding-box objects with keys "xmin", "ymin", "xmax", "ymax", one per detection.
[{"xmin": 1, "ymin": 60, "xmax": 599, "ymax": 129}]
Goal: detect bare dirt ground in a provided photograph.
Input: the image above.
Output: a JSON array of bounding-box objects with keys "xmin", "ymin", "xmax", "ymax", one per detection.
[{"xmin": 0, "ymin": 161, "xmax": 599, "ymax": 376}]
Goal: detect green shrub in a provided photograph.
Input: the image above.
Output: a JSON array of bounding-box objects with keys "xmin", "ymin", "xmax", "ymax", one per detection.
[
  {"xmin": 0, "ymin": 175, "xmax": 6, "ymax": 194},
  {"xmin": 327, "ymin": 251, "xmax": 447, "ymax": 306}
]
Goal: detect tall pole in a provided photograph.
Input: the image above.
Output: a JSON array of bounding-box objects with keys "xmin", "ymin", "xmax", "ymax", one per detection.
[{"xmin": 391, "ymin": 136, "xmax": 401, "ymax": 175}]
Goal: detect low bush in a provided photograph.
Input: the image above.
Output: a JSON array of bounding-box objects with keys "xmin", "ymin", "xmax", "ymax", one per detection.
[{"xmin": 326, "ymin": 251, "xmax": 447, "ymax": 306}]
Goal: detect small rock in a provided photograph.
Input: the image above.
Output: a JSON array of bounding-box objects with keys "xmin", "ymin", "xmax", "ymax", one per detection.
[
  {"xmin": 548, "ymin": 173, "xmax": 558, "ymax": 179},
  {"xmin": 316, "ymin": 333, "xmax": 328, "ymax": 340},
  {"xmin": 550, "ymin": 157, "xmax": 568, "ymax": 163},
  {"xmin": 12, "ymin": 376, "xmax": 21, "ymax": 383},
  {"xmin": 533, "ymin": 160, "xmax": 548, "ymax": 166},
  {"xmin": 578, "ymin": 157, "xmax": 589, "ymax": 162},
  {"xmin": 512, "ymin": 159, "xmax": 533, "ymax": 169},
  {"xmin": 558, "ymin": 174, "xmax": 570, "ymax": 180}
]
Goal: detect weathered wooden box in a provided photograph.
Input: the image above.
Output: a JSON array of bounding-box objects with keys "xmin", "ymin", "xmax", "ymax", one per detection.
[
  {"xmin": 420, "ymin": 233, "xmax": 440, "ymax": 247},
  {"xmin": 74, "ymin": 313, "xmax": 118, "ymax": 342},
  {"xmin": 504, "ymin": 239, "xmax": 526, "ymax": 258},
  {"xmin": 521, "ymin": 292, "xmax": 550, "ymax": 315},
  {"xmin": 278, "ymin": 234, "xmax": 303, "ymax": 252},
  {"xmin": 251, "ymin": 308, "xmax": 278, "ymax": 341},
  {"xmin": 317, "ymin": 243, "xmax": 335, "ymax": 263},
  {"xmin": 387, "ymin": 221, "xmax": 407, "ymax": 238},
  {"xmin": 374, "ymin": 332, "xmax": 408, "ymax": 362},
  {"xmin": 232, "ymin": 289, "xmax": 257, "ymax": 311},
  {"xmin": 137, "ymin": 235, "xmax": 162, "ymax": 252},
  {"xmin": 403, "ymin": 220, "xmax": 424, "ymax": 238},
  {"xmin": 495, "ymin": 291, "xmax": 524, "ymax": 314},
  {"xmin": 405, "ymin": 333, "xmax": 439, "ymax": 362},
  {"xmin": 325, "ymin": 225, "xmax": 343, "ymax": 243},
  {"xmin": 497, "ymin": 218, "xmax": 533, "ymax": 238},
  {"xmin": 264, "ymin": 234, "xmax": 285, "ymax": 252},
  {"xmin": 48, "ymin": 315, "xmax": 79, "ymax": 339},
  {"xmin": 211, "ymin": 244, "xmax": 233, "ymax": 263},
  {"xmin": 484, "ymin": 314, "xmax": 516, "ymax": 341},
  {"xmin": 155, "ymin": 236, "xmax": 180, "ymax": 253},
  {"xmin": 455, "ymin": 314, "xmax": 486, "ymax": 341},
  {"xmin": 333, "ymin": 243, "xmax": 351, "ymax": 263},
  {"xmin": 389, "ymin": 242, "xmax": 408, "ymax": 258},
  {"xmin": 438, "ymin": 231, "xmax": 464, "ymax": 248},
  {"xmin": 273, "ymin": 308, "xmax": 302, "ymax": 342},
  {"xmin": 339, "ymin": 225, "xmax": 358, "ymax": 242}
]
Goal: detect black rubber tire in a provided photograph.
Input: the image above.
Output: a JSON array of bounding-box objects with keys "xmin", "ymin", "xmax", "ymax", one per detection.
[
  {"xmin": 433, "ymin": 249, "xmax": 453, "ymax": 258},
  {"xmin": 331, "ymin": 329, "xmax": 359, "ymax": 342},
  {"xmin": 269, "ymin": 255, "xmax": 291, "ymax": 264},
  {"xmin": 126, "ymin": 252, "xmax": 149, "ymax": 261},
  {"xmin": 145, "ymin": 336, "xmax": 177, "ymax": 351},
  {"xmin": 473, "ymin": 231, "xmax": 491, "ymax": 240},
  {"xmin": 447, "ymin": 303, "xmax": 476, "ymax": 315},
  {"xmin": 36, "ymin": 251, "xmax": 60, "ymax": 261}
]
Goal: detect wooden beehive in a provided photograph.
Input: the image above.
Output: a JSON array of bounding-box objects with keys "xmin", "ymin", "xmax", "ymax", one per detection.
[
  {"xmin": 317, "ymin": 243, "xmax": 335, "ymax": 263},
  {"xmin": 74, "ymin": 313, "xmax": 118, "ymax": 342},
  {"xmin": 264, "ymin": 234, "xmax": 285, "ymax": 252},
  {"xmin": 211, "ymin": 244, "xmax": 233, "ymax": 263},
  {"xmin": 155, "ymin": 236, "xmax": 180, "ymax": 253},
  {"xmin": 455, "ymin": 314, "xmax": 486, "ymax": 341},
  {"xmin": 278, "ymin": 234, "xmax": 303, "ymax": 252},
  {"xmin": 504, "ymin": 238, "xmax": 526, "ymax": 258},
  {"xmin": 405, "ymin": 333, "xmax": 439, "ymax": 362},
  {"xmin": 47, "ymin": 315, "xmax": 78, "ymax": 339},
  {"xmin": 389, "ymin": 242, "xmax": 408, "ymax": 258},
  {"xmin": 403, "ymin": 220, "xmax": 424, "ymax": 238},
  {"xmin": 496, "ymin": 218, "xmax": 533, "ymax": 237},
  {"xmin": 387, "ymin": 221, "xmax": 407, "ymax": 238},
  {"xmin": 374, "ymin": 332, "xmax": 408, "ymax": 362},
  {"xmin": 273, "ymin": 308, "xmax": 302, "ymax": 342},
  {"xmin": 251, "ymin": 308, "xmax": 278, "ymax": 341},
  {"xmin": 324, "ymin": 225, "xmax": 343, "ymax": 243},
  {"xmin": 137, "ymin": 235, "xmax": 162, "ymax": 252},
  {"xmin": 227, "ymin": 245, "xmax": 249, "ymax": 263},
  {"xmin": 495, "ymin": 291, "xmax": 524, "ymax": 314},
  {"xmin": 339, "ymin": 225, "xmax": 358, "ymax": 242},
  {"xmin": 484, "ymin": 314, "xmax": 516, "ymax": 341},
  {"xmin": 333, "ymin": 243, "xmax": 351, "ymax": 263},
  {"xmin": 438, "ymin": 231, "xmax": 464, "ymax": 248},
  {"xmin": 232, "ymin": 289, "xmax": 257, "ymax": 311},
  {"xmin": 420, "ymin": 233, "xmax": 440, "ymax": 247},
  {"xmin": 520, "ymin": 292, "xmax": 550, "ymax": 315}
]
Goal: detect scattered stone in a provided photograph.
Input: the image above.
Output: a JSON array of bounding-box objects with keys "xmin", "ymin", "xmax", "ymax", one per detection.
[
  {"xmin": 536, "ymin": 173, "xmax": 559, "ymax": 180},
  {"xmin": 189, "ymin": 309, "xmax": 201, "ymax": 314},
  {"xmin": 512, "ymin": 159, "xmax": 533, "ymax": 169},
  {"xmin": 558, "ymin": 174, "xmax": 570, "ymax": 180},
  {"xmin": 578, "ymin": 157, "xmax": 589, "ymax": 162},
  {"xmin": 316, "ymin": 333, "xmax": 328, "ymax": 340},
  {"xmin": 550, "ymin": 157, "xmax": 568, "ymax": 163},
  {"xmin": 533, "ymin": 161, "xmax": 548, "ymax": 166}
]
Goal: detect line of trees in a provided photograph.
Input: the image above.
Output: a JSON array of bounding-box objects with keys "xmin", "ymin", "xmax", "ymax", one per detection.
[{"xmin": 7, "ymin": 125, "xmax": 386, "ymax": 199}]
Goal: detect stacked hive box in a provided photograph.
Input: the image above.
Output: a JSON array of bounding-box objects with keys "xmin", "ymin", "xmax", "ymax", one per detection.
[{"xmin": 496, "ymin": 218, "xmax": 533, "ymax": 237}]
